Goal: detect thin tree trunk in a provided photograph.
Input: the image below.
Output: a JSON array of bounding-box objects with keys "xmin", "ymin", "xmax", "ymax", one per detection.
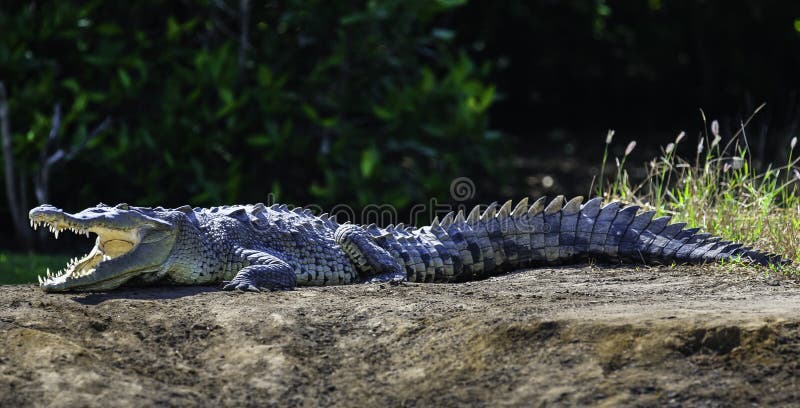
[{"xmin": 0, "ymin": 82, "xmax": 34, "ymax": 248}]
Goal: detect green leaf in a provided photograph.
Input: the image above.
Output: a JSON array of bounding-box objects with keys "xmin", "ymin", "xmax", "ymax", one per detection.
[
  {"xmin": 139, "ymin": 129, "xmax": 155, "ymax": 148},
  {"xmin": 219, "ymin": 88, "xmax": 234, "ymax": 106},
  {"xmin": 163, "ymin": 151, "xmax": 174, "ymax": 167},
  {"xmin": 340, "ymin": 13, "xmax": 367, "ymax": 25},
  {"xmin": 320, "ymin": 117, "xmax": 338, "ymax": 128},
  {"xmin": 302, "ymin": 104, "xmax": 319, "ymax": 121},
  {"xmin": 435, "ymin": 0, "xmax": 467, "ymax": 8},
  {"xmin": 420, "ymin": 68, "xmax": 435, "ymax": 92},
  {"xmin": 257, "ymin": 65, "xmax": 273, "ymax": 86},
  {"xmin": 118, "ymin": 68, "xmax": 131, "ymax": 89},
  {"xmin": 467, "ymin": 85, "xmax": 495, "ymax": 113},
  {"xmin": 246, "ymin": 134, "xmax": 272, "ymax": 147},
  {"xmin": 96, "ymin": 23, "xmax": 122, "ymax": 35},
  {"xmin": 72, "ymin": 94, "xmax": 88, "ymax": 114},
  {"xmin": 372, "ymin": 105, "xmax": 394, "ymax": 120},
  {"xmin": 62, "ymin": 78, "xmax": 80, "ymax": 93},
  {"xmin": 361, "ymin": 147, "xmax": 379, "ymax": 177},
  {"xmin": 310, "ymin": 183, "xmax": 328, "ymax": 197},
  {"xmin": 167, "ymin": 17, "xmax": 180, "ymax": 41},
  {"xmin": 271, "ymin": 181, "xmax": 282, "ymax": 201}
]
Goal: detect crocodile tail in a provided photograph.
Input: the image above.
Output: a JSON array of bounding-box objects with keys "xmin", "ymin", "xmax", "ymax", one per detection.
[
  {"xmin": 566, "ymin": 196, "xmax": 789, "ymax": 266},
  {"xmin": 440, "ymin": 196, "xmax": 788, "ymax": 275},
  {"xmin": 402, "ymin": 196, "xmax": 787, "ymax": 283}
]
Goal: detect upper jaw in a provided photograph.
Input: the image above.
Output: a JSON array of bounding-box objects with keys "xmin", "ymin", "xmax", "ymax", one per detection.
[{"xmin": 29, "ymin": 205, "xmax": 92, "ymax": 239}]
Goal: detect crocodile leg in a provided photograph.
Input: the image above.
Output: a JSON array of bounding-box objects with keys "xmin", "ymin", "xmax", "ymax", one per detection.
[
  {"xmin": 334, "ymin": 224, "xmax": 406, "ymax": 283},
  {"xmin": 222, "ymin": 250, "xmax": 296, "ymax": 291}
]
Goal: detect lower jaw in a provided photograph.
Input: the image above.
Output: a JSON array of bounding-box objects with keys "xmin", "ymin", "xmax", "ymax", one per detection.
[{"xmin": 42, "ymin": 269, "xmax": 138, "ymax": 292}]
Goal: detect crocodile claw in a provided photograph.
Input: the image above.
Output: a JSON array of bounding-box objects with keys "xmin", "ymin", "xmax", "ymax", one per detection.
[{"xmin": 222, "ymin": 281, "xmax": 262, "ymax": 292}]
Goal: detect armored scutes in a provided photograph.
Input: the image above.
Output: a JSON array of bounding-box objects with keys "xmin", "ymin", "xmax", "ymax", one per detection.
[{"xmin": 28, "ymin": 196, "xmax": 787, "ymax": 292}]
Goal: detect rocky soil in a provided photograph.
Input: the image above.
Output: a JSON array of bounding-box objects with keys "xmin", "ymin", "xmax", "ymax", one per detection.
[{"xmin": 2, "ymin": 265, "xmax": 800, "ymax": 407}]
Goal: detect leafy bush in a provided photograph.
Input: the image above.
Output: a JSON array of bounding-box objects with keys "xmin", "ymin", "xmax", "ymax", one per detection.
[{"xmin": 0, "ymin": 0, "xmax": 501, "ymax": 233}]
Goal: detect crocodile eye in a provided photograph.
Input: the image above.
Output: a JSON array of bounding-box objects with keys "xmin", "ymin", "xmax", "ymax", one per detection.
[{"xmin": 115, "ymin": 203, "xmax": 130, "ymax": 210}]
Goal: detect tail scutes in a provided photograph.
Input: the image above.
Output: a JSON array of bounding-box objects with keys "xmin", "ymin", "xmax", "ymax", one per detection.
[{"xmin": 444, "ymin": 196, "xmax": 790, "ymax": 267}]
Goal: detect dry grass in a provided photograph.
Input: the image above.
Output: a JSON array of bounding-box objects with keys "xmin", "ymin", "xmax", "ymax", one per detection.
[{"xmin": 597, "ymin": 106, "xmax": 800, "ymax": 274}]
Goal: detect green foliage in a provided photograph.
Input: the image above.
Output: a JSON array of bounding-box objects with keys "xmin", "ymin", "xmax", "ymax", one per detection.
[
  {"xmin": 0, "ymin": 252, "xmax": 68, "ymax": 284},
  {"xmin": 0, "ymin": 0, "xmax": 500, "ymax": 218}
]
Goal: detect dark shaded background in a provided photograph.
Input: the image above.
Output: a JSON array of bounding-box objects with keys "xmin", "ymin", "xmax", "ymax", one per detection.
[
  {"xmin": 1, "ymin": 0, "xmax": 799, "ymax": 251},
  {"xmin": 457, "ymin": 0, "xmax": 800, "ymax": 198}
]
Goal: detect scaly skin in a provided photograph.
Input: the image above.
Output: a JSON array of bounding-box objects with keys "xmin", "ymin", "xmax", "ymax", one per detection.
[{"xmin": 28, "ymin": 196, "xmax": 788, "ymax": 292}]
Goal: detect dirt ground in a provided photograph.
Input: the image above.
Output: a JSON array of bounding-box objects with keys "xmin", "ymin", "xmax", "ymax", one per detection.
[{"xmin": 1, "ymin": 265, "xmax": 800, "ymax": 407}]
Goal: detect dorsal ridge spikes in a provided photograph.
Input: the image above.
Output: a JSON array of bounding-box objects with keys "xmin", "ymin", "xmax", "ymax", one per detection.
[
  {"xmin": 562, "ymin": 196, "xmax": 583, "ymax": 215},
  {"xmin": 544, "ymin": 195, "xmax": 565, "ymax": 215},
  {"xmin": 454, "ymin": 210, "xmax": 466, "ymax": 224},
  {"xmin": 430, "ymin": 217, "xmax": 440, "ymax": 228},
  {"xmin": 636, "ymin": 210, "xmax": 656, "ymax": 221},
  {"xmin": 481, "ymin": 202, "xmax": 498, "ymax": 221},
  {"xmin": 581, "ymin": 197, "xmax": 602, "ymax": 209},
  {"xmin": 497, "ymin": 200, "xmax": 513, "ymax": 218},
  {"xmin": 467, "ymin": 205, "xmax": 482, "ymax": 223},
  {"xmin": 175, "ymin": 204, "xmax": 193, "ymax": 213},
  {"xmin": 529, "ymin": 196, "xmax": 547, "ymax": 216},
  {"xmin": 441, "ymin": 212, "xmax": 454, "ymax": 227},
  {"xmin": 511, "ymin": 197, "xmax": 529, "ymax": 217}
]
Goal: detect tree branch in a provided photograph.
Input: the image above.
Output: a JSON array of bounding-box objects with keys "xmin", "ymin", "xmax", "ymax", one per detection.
[
  {"xmin": 35, "ymin": 114, "xmax": 111, "ymax": 204},
  {"xmin": 64, "ymin": 116, "xmax": 110, "ymax": 162}
]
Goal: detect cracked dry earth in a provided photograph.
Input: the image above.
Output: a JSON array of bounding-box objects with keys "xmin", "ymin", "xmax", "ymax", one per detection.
[{"xmin": 1, "ymin": 266, "xmax": 800, "ymax": 407}]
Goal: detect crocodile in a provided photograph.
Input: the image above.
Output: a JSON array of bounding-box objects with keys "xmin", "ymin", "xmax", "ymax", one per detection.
[{"xmin": 28, "ymin": 196, "xmax": 787, "ymax": 292}]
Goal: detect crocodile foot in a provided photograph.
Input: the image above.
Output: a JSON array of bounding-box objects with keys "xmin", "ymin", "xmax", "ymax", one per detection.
[
  {"xmin": 223, "ymin": 251, "xmax": 296, "ymax": 291},
  {"xmin": 335, "ymin": 224, "xmax": 405, "ymax": 280},
  {"xmin": 368, "ymin": 271, "xmax": 408, "ymax": 285}
]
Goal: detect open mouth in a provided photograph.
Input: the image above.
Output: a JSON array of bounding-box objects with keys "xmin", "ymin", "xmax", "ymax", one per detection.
[{"xmin": 30, "ymin": 217, "xmax": 141, "ymax": 288}]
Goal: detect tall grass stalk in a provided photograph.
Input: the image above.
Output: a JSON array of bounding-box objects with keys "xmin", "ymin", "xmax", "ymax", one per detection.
[
  {"xmin": 598, "ymin": 130, "xmax": 615, "ymax": 200},
  {"xmin": 597, "ymin": 118, "xmax": 800, "ymax": 273}
]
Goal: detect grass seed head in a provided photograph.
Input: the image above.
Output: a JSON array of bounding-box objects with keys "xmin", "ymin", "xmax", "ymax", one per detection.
[
  {"xmin": 625, "ymin": 141, "xmax": 637, "ymax": 156},
  {"xmin": 606, "ymin": 130, "xmax": 615, "ymax": 144},
  {"xmin": 711, "ymin": 120, "xmax": 720, "ymax": 137}
]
